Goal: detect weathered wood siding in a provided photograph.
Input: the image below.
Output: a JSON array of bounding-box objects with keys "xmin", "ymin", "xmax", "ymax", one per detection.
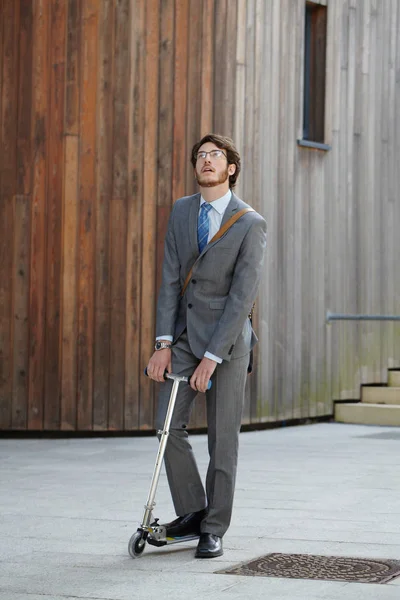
[
  {"xmin": 0, "ymin": 0, "xmax": 399, "ymax": 431},
  {"xmin": 243, "ymin": 0, "xmax": 400, "ymax": 421}
]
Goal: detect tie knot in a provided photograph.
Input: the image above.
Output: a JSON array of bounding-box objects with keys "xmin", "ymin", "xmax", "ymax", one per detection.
[{"xmin": 202, "ymin": 202, "xmax": 212, "ymax": 214}]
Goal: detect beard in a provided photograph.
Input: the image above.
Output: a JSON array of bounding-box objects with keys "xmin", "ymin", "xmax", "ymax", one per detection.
[{"xmin": 195, "ymin": 166, "xmax": 230, "ymax": 188}]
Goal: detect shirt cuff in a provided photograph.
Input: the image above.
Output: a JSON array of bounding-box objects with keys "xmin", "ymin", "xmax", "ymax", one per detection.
[
  {"xmin": 156, "ymin": 335, "xmax": 173, "ymax": 342},
  {"xmin": 204, "ymin": 351, "xmax": 223, "ymax": 364}
]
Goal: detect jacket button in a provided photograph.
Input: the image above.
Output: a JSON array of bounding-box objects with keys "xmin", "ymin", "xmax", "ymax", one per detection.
[
  {"xmin": 191, "ymin": 279, "xmax": 197, "ymax": 284},
  {"xmin": 188, "ymin": 303, "xmax": 193, "ymax": 309}
]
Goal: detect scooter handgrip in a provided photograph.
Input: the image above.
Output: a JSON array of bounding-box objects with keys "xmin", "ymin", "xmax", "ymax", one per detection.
[
  {"xmin": 144, "ymin": 368, "xmax": 212, "ymax": 389},
  {"xmin": 144, "ymin": 367, "xmax": 168, "ymax": 378},
  {"xmin": 144, "ymin": 367, "xmax": 171, "ymax": 379}
]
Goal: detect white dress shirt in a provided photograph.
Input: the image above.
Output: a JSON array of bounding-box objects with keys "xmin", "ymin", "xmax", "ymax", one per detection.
[{"xmin": 157, "ymin": 190, "xmax": 232, "ymax": 364}]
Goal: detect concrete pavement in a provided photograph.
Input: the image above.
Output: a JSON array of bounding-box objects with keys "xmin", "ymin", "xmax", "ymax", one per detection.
[{"xmin": 1, "ymin": 422, "xmax": 400, "ymax": 599}]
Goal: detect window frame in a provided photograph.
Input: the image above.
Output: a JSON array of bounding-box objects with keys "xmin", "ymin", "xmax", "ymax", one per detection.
[{"xmin": 298, "ymin": 1, "xmax": 331, "ymax": 151}]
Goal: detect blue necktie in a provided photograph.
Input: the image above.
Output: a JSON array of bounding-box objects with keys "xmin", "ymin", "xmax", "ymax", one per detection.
[{"xmin": 198, "ymin": 202, "xmax": 212, "ymax": 254}]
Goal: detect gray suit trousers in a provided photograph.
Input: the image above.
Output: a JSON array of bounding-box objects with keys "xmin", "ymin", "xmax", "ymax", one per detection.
[{"xmin": 155, "ymin": 331, "xmax": 249, "ymax": 538}]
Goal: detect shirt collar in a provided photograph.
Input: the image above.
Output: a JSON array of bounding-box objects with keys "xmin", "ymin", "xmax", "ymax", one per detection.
[{"xmin": 200, "ymin": 190, "xmax": 232, "ymax": 215}]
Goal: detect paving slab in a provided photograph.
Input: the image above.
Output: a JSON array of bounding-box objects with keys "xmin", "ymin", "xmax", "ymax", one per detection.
[{"xmin": 1, "ymin": 422, "xmax": 400, "ymax": 599}]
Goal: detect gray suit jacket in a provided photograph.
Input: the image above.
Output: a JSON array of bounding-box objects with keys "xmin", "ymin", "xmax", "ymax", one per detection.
[{"xmin": 156, "ymin": 192, "xmax": 267, "ymax": 361}]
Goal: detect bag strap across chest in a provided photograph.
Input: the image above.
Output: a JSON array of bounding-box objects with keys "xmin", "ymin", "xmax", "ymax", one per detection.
[{"xmin": 181, "ymin": 207, "xmax": 254, "ymax": 296}]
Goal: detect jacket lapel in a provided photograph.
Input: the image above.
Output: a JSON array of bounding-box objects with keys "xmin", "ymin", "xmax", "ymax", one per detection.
[{"xmin": 220, "ymin": 192, "xmax": 240, "ymax": 228}]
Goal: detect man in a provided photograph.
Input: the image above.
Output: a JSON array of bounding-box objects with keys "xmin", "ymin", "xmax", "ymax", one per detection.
[{"xmin": 146, "ymin": 133, "xmax": 266, "ymax": 558}]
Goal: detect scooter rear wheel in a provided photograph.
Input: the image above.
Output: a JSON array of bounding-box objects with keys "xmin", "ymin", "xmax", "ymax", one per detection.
[{"xmin": 128, "ymin": 531, "xmax": 146, "ymax": 558}]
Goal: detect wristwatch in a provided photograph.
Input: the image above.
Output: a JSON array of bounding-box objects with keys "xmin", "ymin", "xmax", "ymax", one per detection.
[{"xmin": 154, "ymin": 341, "xmax": 172, "ymax": 351}]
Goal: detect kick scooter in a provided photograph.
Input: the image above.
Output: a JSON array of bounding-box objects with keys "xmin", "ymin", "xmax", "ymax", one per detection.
[{"xmin": 128, "ymin": 370, "xmax": 212, "ymax": 558}]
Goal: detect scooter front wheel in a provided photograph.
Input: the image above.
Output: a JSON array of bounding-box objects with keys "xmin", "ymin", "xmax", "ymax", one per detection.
[{"xmin": 128, "ymin": 531, "xmax": 146, "ymax": 558}]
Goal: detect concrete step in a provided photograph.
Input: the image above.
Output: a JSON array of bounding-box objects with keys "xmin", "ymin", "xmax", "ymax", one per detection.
[
  {"xmin": 335, "ymin": 402, "xmax": 400, "ymax": 426},
  {"xmin": 388, "ymin": 370, "xmax": 400, "ymax": 387},
  {"xmin": 362, "ymin": 385, "xmax": 400, "ymax": 404}
]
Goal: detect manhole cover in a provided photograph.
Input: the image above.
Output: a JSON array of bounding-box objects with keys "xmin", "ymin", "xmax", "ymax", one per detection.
[{"xmin": 218, "ymin": 553, "xmax": 400, "ymax": 584}]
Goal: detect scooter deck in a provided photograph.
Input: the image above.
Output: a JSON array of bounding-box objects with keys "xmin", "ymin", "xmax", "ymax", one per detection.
[{"xmin": 147, "ymin": 534, "xmax": 199, "ymax": 548}]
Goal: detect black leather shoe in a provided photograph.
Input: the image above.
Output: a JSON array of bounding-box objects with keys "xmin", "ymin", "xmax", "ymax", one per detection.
[
  {"xmin": 195, "ymin": 533, "xmax": 223, "ymax": 558},
  {"xmin": 162, "ymin": 508, "xmax": 207, "ymax": 538}
]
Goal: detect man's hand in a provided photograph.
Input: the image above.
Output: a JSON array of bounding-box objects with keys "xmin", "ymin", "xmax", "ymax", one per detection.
[
  {"xmin": 147, "ymin": 349, "xmax": 172, "ymax": 383},
  {"xmin": 190, "ymin": 357, "xmax": 217, "ymax": 393}
]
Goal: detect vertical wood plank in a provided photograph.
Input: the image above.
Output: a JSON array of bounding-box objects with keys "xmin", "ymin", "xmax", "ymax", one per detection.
[
  {"xmin": 12, "ymin": 195, "xmax": 30, "ymax": 429},
  {"xmin": 13, "ymin": 0, "xmax": 34, "ymax": 430},
  {"xmin": 139, "ymin": 0, "xmax": 160, "ymax": 429},
  {"xmin": 190, "ymin": 0, "xmax": 207, "ymax": 428},
  {"xmin": 394, "ymin": 0, "xmax": 400, "ymax": 371},
  {"xmin": 372, "ymin": 2, "xmax": 385, "ymax": 384},
  {"xmin": 77, "ymin": 0, "xmax": 98, "ymax": 429},
  {"xmin": 360, "ymin": 0, "xmax": 381, "ymax": 384},
  {"xmin": 112, "ymin": 0, "xmax": 129, "ymax": 201},
  {"xmin": 156, "ymin": 0, "xmax": 178, "ymax": 423},
  {"xmin": 235, "ymin": 0, "xmax": 248, "ymax": 419},
  {"xmin": 16, "ymin": 0, "xmax": 33, "ymax": 195},
  {"xmin": 379, "ymin": 0, "xmax": 391, "ymax": 377},
  {"xmin": 200, "ymin": 0, "xmax": 214, "ymax": 136},
  {"xmin": 0, "ymin": 0, "xmax": 19, "ymax": 429},
  {"xmin": 269, "ymin": 0, "xmax": 281, "ymax": 421},
  {"xmin": 185, "ymin": 0, "xmax": 202, "ymax": 194},
  {"xmin": 213, "ymin": 0, "xmax": 227, "ymax": 132},
  {"xmin": 93, "ymin": 0, "xmax": 115, "ymax": 430},
  {"xmin": 276, "ymin": 0, "xmax": 290, "ymax": 419},
  {"xmin": 383, "ymin": 0, "xmax": 398, "ymax": 369},
  {"xmin": 233, "ymin": 0, "xmax": 246, "ymax": 173},
  {"xmin": 243, "ymin": 0, "xmax": 255, "ymax": 233},
  {"xmin": 125, "ymin": 0, "xmax": 146, "ymax": 430},
  {"xmin": 172, "ymin": 0, "xmax": 189, "ymax": 202},
  {"xmin": 61, "ymin": 0, "xmax": 81, "ymax": 430},
  {"xmin": 0, "ymin": 0, "xmax": 3, "ymax": 152},
  {"xmin": 355, "ymin": 0, "xmax": 369, "ymax": 391},
  {"xmin": 249, "ymin": 0, "xmax": 264, "ymax": 422},
  {"xmin": 109, "ymin": 198, "xmax": 127, "ymax": 429},
  {"xmin": 258, "ymin": 0, "xmax": 278, "ymax": 422},
  {"xmin": 93, "ymin": 0, "xmax": 113, "ymax": 430},
  {"xmin": 309, "ymin": 154, "xmax": 325, "ymax": 416},
  {"xmin": 328, "ymin": 0, "xmax": 342, "ymax": 404},
  {"xmin": 157, "ymin": 0, "xmax": 174, "ymax": 291},
  {"xmin": 0, "ymin": 0, "xmax": 18, "ymax": 428},
  {"xmin": 252, "ymin": 0, "xmax": 264, "ymax": 216},
  {"xmin": 108, "ymin": 0, "xmax": 130, "ymax": 430},
  {"xmin": 61, "ymin": 135, "xmax": 79, "ymax": 429},
  {"xmin": 28, "ymin": 0, "xmax": 49, "ymax": 429},
  {"xmin": 224, "ymin": 1, "xmax": 237, "ymax": 137},
  {"xmin": 292, "ymin": 0, "xmax": 306, "ymax": 419},
  {"xmin": 342, "ymin": 0, "xmax": 358, "ymax": 399},
  {"xmin": 65, "ymin": 0, "xmax": 80, "ymax": 135},
  {"xmin": 44, "ymin": 0, "xmax": 67, "ymax": 430},
  {"xmin": 281, "ymin": 0, "xmax": 297, "ymax": 420}
]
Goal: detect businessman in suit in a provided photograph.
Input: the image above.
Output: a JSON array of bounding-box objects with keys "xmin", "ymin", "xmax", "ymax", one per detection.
[{"xmin": 146, "ymin": 133, "xmax": 267, "ymax": 558}]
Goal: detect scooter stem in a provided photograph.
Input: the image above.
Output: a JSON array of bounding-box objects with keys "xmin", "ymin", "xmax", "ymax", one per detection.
[{"xmin": 141, "ymin": 377, "xmax": 181, "ymax": 527}]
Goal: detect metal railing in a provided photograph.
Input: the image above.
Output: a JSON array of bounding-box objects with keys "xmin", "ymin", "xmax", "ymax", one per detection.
[{"xmin": 326, "ymin": 311, "xmax": 400, "ymax": 323}]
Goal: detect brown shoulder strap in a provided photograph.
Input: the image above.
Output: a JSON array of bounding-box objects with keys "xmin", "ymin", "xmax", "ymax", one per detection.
[{"xmin": 181, "ymin": 207, "xmax": 254, "ymax": 296}]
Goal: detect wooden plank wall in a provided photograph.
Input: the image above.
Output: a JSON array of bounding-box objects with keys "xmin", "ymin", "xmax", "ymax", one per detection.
[
  {"xmin": 0, "ymin": 0, "xmax": 230, "ymax": 431},
  {"xmin": 1, "ymin": 0, "xmax": 400, "ymax": 431}
]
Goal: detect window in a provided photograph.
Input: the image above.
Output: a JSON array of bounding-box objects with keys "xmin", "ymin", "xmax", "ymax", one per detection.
[{"xmin": 302, "ymin": 2, "xmax": 328, "ymax": 145}]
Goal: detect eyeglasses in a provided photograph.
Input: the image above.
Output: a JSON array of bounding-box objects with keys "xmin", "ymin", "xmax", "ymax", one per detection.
[{"xmin": 196, "ymin": 149, "xmax": 227, "ymax": 161}]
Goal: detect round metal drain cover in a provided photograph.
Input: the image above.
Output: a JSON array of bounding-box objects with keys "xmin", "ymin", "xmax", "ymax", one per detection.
[{"xmin": 218, "ymin": 553, "xmax": 400, "ymax": 584}]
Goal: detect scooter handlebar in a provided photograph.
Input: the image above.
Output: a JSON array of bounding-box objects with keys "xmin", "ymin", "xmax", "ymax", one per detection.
[{"xmin": 144, "ymin": 368, "xmax": 212, "ymax": 390}]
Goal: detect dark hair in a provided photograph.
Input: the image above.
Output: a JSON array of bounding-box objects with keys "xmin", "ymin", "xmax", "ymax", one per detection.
[{"xmin": 190, "ymin": 133, "xmax": 241, "ymax": 188}]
